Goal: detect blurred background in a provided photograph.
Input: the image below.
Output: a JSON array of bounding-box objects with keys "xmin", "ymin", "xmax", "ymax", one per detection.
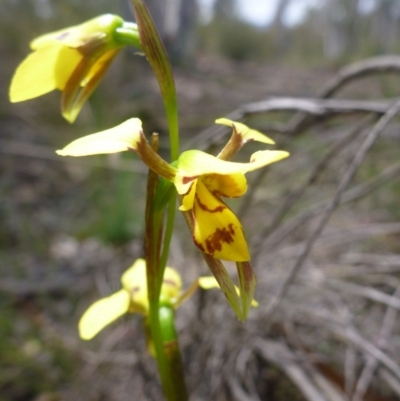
[{"xmin": 2, "ymin": 0, "xmax": 400, "ymax": 400}]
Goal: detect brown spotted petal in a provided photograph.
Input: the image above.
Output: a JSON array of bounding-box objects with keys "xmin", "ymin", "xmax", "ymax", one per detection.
[
  {"xmin": 201, "ymin": 173, "xmax": 247, "ymax": 198},
  {"xmin": 192, "ymin": 179, "xmax": 250, "ymax": 262}
]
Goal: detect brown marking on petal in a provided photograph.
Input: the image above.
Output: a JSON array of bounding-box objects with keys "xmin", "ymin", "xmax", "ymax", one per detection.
[
  {"xmin": 195, "ymin": 193, "xmax": 226, "ymax": 213},
  {"xmin": 204, "ymin": 224, "xmax": 235, "ymax": 255},
  {"xmin": 131, "ymin": 286, "xmax": 140, "ymax": 293},
  {"xmin": 163, "ymin": 278, "xmax": 178, "ymax": 287},
  {"xmin": 182, "ymin": 182, "xmax": 195, "ymax": 197},
  {"xmin": 194, "ymin": 238, "xmax": 206, "ymax": 253},
  {"xmin": 182, "ymin": 175, "xmax": 198, "ymax": 184}
]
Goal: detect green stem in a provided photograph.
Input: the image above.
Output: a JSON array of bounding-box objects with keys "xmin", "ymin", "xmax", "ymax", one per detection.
[
  {"xmin": 144, "ymin": 136, "xmax": 171, "ymax": 397},
  {"xmin": 114, "ymin": 25, "xmax": 142, "ymax": 49},
  {"xmin": 130, "ymin": 0, "xmax": 179, "ymax": 161},
  {"xmin": 145, "ymin": 137, "xmax": 186, "ymax": 401},
  {"xmin": 159, "ymin": 192, "xmax": 176, "ymax": 282}
]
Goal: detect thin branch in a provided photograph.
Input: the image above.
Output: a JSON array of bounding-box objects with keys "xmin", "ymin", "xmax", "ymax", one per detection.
[
  {"xmin": 313, "ymin": 278, "xmax": 400, "ymax": 311},
  {"xmin": 351, "ymin": 284, "xmax": 400, "ymax": 401},
  {"xmin": 263, "ymin": 99, "xmax": 400, "ymax": 317},
  {"xmin": 322, "ymin": 55, "xmax": 400, "ymax": 98},
  {"xmin": 286, "ymin": 304, "xmax": 400, "ymax": 381},
  {"xmin": 255, "ymin": 338, "xmax": 329, "ymax": 401},
  {"xmin": 251, "ymin": 116, "xmax": 372, "ymax": 262},
  {"xmin": 260, "ymin": 159, "xmax": 400, "ymax": 252},
  {"xmin": 242, "ymin": 97, "xmax": 395, "ymax": 116}
]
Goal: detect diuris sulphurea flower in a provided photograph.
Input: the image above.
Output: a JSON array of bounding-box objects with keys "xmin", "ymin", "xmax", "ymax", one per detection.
[
  {"xmin": 9, "ymin": 14, "xmax": 141, "ymax": 123},
  {"xmin": 79, "ymin": 258, "xmax": 257, "ymax": 340},
  {"xmin": 56, "ymin": 118, "xmax": 289, "ymax": 263}
]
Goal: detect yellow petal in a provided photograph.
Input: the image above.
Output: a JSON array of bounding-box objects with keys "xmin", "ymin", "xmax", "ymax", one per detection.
[
  {"xmin": 31, "ymin": 14, "xmax": 124, "ymax": 50},
  {"xmin": 120, "ymin": 258, "xmax": 148, "ymax": 314},
  {"xmin": 216, "ymin": 118, "xmax": 275, "ymax": 144},
  {"xmin": 192, "ymin": 180, "xmax": 250, "ymax": 261},
  {"xmin": 56, "ymin": 118, "xmax": 143, "ymax": 157},
  {"xmin": 121, "ymin": 258, "xmax": 182, "ymax": 314},
  {"xmin": 198, "ymin": 276, "xmax": 220, "ymax": 289},
  {"xmin": 176, "ymin": 149, "xmax": 289, "ymax": 184},
  {"xmin": 81, "ymin": 48, "xmax": 119, "ymax": 86},
  {"xmin": 9, "ymin": 44, "xmax": 81, "ymax": 102},
  {"xmin": 179, "ymin": 179, "xmax": 198, "ymax": 211},
  {"xmin": 78, "ymin": 289, "xmax": 130, "ymax": 340},
  {"xmin": 201, "ymin": 173, "xmax": 247, "ymax": 198},
  {"xmin": 198, "ymin": 276, "xmax": 258, "ymax": 306},
  {"xmin": 62, "ymin": 49, "xmax": 120, "ymax": 123},
  {"xmin": 161, "ymin": 267, "xmax": 182, "ymax": 302}
]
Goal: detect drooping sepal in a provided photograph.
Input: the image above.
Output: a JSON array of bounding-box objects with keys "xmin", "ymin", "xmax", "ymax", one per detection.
[
  {"xmin": 236, "ymin": 261, "xmax": 257, "ymax": 320},
  {"xmin": 202, "ymin": 253, "xmax": 242, "ymax": 319}
]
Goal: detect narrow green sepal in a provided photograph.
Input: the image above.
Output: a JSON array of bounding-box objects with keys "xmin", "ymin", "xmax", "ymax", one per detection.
[
  {"xmin": 236, "ymin": 261, "xmax": 256, "ymax": 321},
  {"xmin": 202, "ymin": 253, "xmax": 242, "ymax": 319}
]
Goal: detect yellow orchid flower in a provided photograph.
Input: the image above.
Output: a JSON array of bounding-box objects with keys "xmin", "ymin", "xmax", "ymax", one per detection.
[
  {"xmin": 9, "ymin": 14, "xmax": 140, "ymax": 123},
  {"xmin": 174, "ymin": 148, "xmax": 288, "ymax": 261},
  {"xmin": 56, "ymin": 118, "xmax": 289, "ymax": 262},
  {"xmin": 79, "ymin": 258, "xmax": 257, "ymax": 340},
  {"xmin": 79, "ymin": 258, "xmax": 181, "ymax": 340}
]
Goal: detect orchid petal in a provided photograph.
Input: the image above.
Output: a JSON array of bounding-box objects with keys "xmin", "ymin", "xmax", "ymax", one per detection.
[
  {"xmin": 201, "ymin": 173, "xmax": 247, "ymax": 198},
  {"xmin": 179, "ymin": 180, "xmax": 197, "ymax": 211},
  {"xmin": 192, "ymin": 180, "xmax": 250, "ymax": 261},
  {"xmin": 161, "ymin": 267, "xmax": 182, "ymax": 302},
  {"xmin": 120, "ymin": 258, "xmax": 182, "ymax": 313},
  {"xmin": 10, "ymin": 44, "xmax": 81, "ymax": 102},
  {"xmin": 175, "ymin": 149, "xmax": 288, "ymax": 195},
  {"xmin": 62, "ymin": 48, "xmax": 120, "ymax": 123},
  {"xmin": 78, "ymin": 289, "xmax": 130, "ymax": 340},
  {"xmin": 31, "ymin": 14, "xmax": 124, "ymax": 50},
  {"xmin": 176, "ymin": 149, "xmax": 289, "ymax": 184},
  {"xmin": 216, "ymin": 118, "xmax": 275, "ymax": 144},
  {"xmin": 120, "ymin": 258, "xmax": 149, "ymax": 314},
  {"xmin": 56, "ymin": 118, "xmax": 143, "ymax": 157}
]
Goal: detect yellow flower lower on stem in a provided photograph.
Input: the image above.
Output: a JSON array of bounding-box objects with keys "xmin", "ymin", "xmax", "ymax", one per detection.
[
  {"xmin": 56, "ymin": 118, "xmax": 289, "ymax": 262},
  {"xmin": 79, "ymin": 258, "xmax": 181, "ymax": 340},
  {"xmin": 79, "ymin": 258, "xmax": 256, "ymax": 340},
  {"xmin": 9, "ymin": 14, "xmax": 140, "ymax": 123}
]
